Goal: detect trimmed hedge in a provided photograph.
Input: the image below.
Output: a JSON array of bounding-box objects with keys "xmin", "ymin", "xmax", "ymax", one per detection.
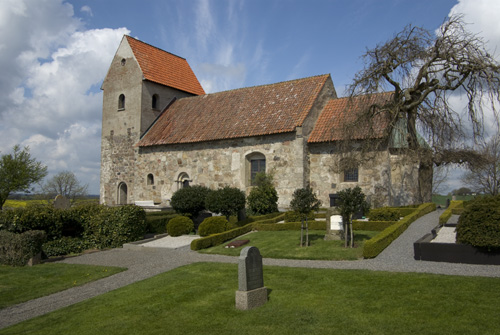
[
  {"xmin": 42, "ymin": 237, "xmax": 91, "ymax": 257},
  {"xmin": 166, "ymin": 216, "xmax": 194, "ymax": 237},
  {"xmin": 253, "ymin": 221, "xmax": 326, "ymax": 231},
  {"xmin": 439, "ymin": 200, "xmax": 464, "ymax": 225},
  {"xmin": 352, "ymin": 220, "xmax": 396, "ymax": 231},
  {"xmin": 363, "ymin": 203, "xmax": 436, "ymax": 258},
  {"xmin": 0, "ymin": 230, "xmax": 46, "ymax": 266},
  {"xmin": 368, "ymin": 208, "xmax": 400, "ymax": 221},
  {"xmin": 191, "ymin": 224, "xmax": 253, "ymax": 250},
  {"xmin": 147, "ymin": 213, "xmax": 179, "ymax": 234},
  {"xmin": 284, "ymin": 211, "xmax": 315, "ymax": 223},
  {"xmin": 236, "ymin": 212, "xmax": 284, "ymax": 226}
]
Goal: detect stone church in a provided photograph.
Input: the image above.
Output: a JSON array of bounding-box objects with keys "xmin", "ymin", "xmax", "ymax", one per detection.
[{"xmin": 100, "ymin": 35, "xmax": 431, "ymax": 209}]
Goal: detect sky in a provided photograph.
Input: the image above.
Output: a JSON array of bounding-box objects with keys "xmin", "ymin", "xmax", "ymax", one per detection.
[{"xmin": 0, "ymin": 0, "xmax": 499, "ymax": 195}]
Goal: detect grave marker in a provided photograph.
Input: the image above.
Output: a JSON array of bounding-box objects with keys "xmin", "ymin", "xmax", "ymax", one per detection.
[{"xmin": 235, "ymin": 246, "xmax": 267, "ymax": 310}]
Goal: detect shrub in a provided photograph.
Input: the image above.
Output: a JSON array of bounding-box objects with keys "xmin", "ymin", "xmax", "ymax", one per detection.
[
  {"xmin": 170, "ymin": 185, "xmax": 210, "ymax": 218},
  {"xmin": 368, "ymin": 208, "xmax": 401, "ymax": 221},
  {"xmin": 0, "ymin": 205, "xmax": 63, "ymax": 240},
  {"xmin": 205, "ymin": 186, "xmax": 246, "ymax": 219},
  {"xmin": 284, "ymin": 211, "xmax": 315, "ymax": 223},
  {"xmin": 253, "ymin": 221, "xmax": 326, "ymax": 231},
  {"xmin": 198, "ymin": 216, "xmax": 229, "ymax": 237},
  {"xmin": 191, "ymin": 224, "xmax": 253, "ymax": 250},
  {"xmin": 167, "ymin": 216, "xmax": 194, "ymax": 237},
  {"xmin": 0, "ymin": 230, "xmax": 46, "ymax": 266},
  {"xmin": 247, "ymin": 173, "xmax": 279, "ymax": 215},
  {"xmin": 146, "ymin": 213, "xmax": 179, "ymax": 234},
  {"xmin": 439, "ymin": 200, "xmax": 463, "ymax": 225},
  {"xmin": 83, "ymin": 205, "xmax": 147, "ymax": 249},
  {"xmin": 42, "ymin": 237, "xmax": 91, "ymax": 257},
  {"xmin": 456, "ymin": 196, "xmax": 500, "ymax": 249}
]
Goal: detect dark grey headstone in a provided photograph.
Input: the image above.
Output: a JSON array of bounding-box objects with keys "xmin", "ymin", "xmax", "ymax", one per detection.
[{"xmin": 238, "ymin": 246, "xmax": 264, "ymax": 291}]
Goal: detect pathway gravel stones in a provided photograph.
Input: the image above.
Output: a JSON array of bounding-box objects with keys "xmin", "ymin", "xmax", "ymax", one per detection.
[{"xmin": 1, "ymin": 209, "xmax": 499, "ymax": 330}]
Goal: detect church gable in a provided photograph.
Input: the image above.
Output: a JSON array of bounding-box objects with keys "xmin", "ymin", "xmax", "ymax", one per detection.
[{"xmin": 138, "ymin": 74, "xmax": 331, "ymax": 146}]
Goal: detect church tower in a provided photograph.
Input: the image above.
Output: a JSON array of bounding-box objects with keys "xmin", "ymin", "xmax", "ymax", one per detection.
[{"xmin": 100, "ymin": 36, "xmax": 204, "ymax": 205}]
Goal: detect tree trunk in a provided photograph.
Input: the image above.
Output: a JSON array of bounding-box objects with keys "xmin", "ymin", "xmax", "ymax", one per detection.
[
  {"xmin": 306, "ymin": 218, "xmax": 309, "ymax": 247},
  {"xmin": 406, "ymin": 110, "xmax": 419, "ymax": 150},
  {"xmin": 300, "ymin": 218, "xmax": 304, "ymax": 247},
  {"xmin": 349, "ymin": 214, "xmax": 354, "ymax": 248},
  {"xmin": 344, "ymin": 218, "xmax": 348, "ymax": 248}
]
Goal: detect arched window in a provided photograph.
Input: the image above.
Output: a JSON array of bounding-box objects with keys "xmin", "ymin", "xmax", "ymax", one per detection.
[
  {"xmin": 246, "ymin": 152, "xmax": 266, "ymax": 186},
  {"xmin": 152, "ymin": 94, "xmax": 159, "ymax": 109},
  {"xmin": 118, "ymin": 94, "xmax": 125, "ymax": 110},
  {"xmin": 117, "ymin": 182, "xmax": 128, "ymax": 205},
  {"xmin": 177, "ymin": 172, "xmax": 191, "ymax": 189},
  {"xmin": 147, "ymin": 174, "xmax": 154, "ymax": 185}
]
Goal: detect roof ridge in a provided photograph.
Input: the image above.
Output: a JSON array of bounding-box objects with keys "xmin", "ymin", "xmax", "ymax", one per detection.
[
  {"xmin": 125, "ymin": 35, "xmax": 186, "ymax": 61},
  {"xmin": 186, "ymin": 73, "xmax": 331, "ymax": 97}
]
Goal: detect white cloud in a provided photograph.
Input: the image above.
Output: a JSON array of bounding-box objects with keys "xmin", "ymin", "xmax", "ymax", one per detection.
[
  {"xmin": 0, "ymin": 0, "xmax": 129, "ymax": 194},
  {"xmin": 80, "ymin": 5, "xmax": 93, "ymax": 17}
]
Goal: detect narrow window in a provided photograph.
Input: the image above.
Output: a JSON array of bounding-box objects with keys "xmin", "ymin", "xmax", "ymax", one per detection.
[
  {"xmin": 344, "ymin": 168, "xmax": 359, "ymax": 182},
  {"xmin": 118, "ymin": 182, "xmax": 128, "ymax": 205},
  {"xmin": 118, "ymin": 94, "xmax": 125, "ymax": 110},
  {"xmin": 152, "ymin": 94, "xmax": 159, "ymax": 109},
  {"xmin": 147, "ymin": 174, "xmax": 154, "ymax": 185},
  {"xmin": 247, "ymin": 153, "xmax": 266, "ymax": 186}
]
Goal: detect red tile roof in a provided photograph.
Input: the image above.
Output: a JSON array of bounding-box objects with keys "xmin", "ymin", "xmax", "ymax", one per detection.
[
  {"xmin": 126, "ymin": 36, "xmax": 205, "ymax": 95},
  {"xmin": 138, "ymin": 74, "xmax": 330, "ymax": 146},
  {"xmin": 308, "ymin": 92, "xmax": 394, "ymax": 143}
]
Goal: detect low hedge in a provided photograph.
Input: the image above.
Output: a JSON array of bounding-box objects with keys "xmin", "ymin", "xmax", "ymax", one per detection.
[
  {"xmin": 146, "ymin": 213, "xmax": 179, "ymax": 234},
  {"xmin": 191, "ymin": 224, "xmax": 253, "ymax": 250},
  {"xmin": 284, "ymin": 211, "xmax": 315, "ymax": 223},
  {"xmin": 253, "ymin": 221, "xmax": 326, "ymax": 231},
  {"xmin": 439, "ymin": 200, "xmax": 464, "ymax": 225},
  {"xmin": 352, "ymin": 220, "xmax": 396, "ymax": 231},
  {"xmin": 368, "ymin": 207, "xmax": 400, "ymax": 221},
  {"xmin": 363, "ymin": 203, "xmax": 436, "ymax": 258},
  {"xmin": 236, "ymin": 212, "xmax": 284, "ymax": 226},
  {"xmin": 42, "ymin": 237, "xmax": 92, "ymax": 257},
  {"xmin": 0, "ymin": 230, "xmax": 46, "ymax": 266}
]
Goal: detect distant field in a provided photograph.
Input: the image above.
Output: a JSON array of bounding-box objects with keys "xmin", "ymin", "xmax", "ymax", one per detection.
[
  {"xmin": 432, "ymin": 194, "xmax": 476, "ymax": 207},
  {"xmin": 3, "ymin": 198, "xmax": 98, "ymax": 208}
]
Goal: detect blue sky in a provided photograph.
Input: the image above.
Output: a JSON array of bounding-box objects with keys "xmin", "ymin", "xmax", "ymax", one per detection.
[{"xmin": 0, "ymin": 0, "xmax": 499, "ymax": 195}]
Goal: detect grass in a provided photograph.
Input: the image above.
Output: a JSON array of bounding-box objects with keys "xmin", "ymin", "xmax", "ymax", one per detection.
[
  {"xmin": 432, "ymin": 194, "xmax": 476, "ymax": 207},
  {"xmin": 0, "ymin": 263, "xmax": 126, "ymax": 309},
  {"xmin": 198, "ymin": 230, "xmax": 379, "ymax": 260},
  {"xmin": 2, "ymin": 200, "xmax": 48, "ymax": 208},
  {"xmin": 2, "ymin": 262, "xmax": 500, "ymax": 335}
]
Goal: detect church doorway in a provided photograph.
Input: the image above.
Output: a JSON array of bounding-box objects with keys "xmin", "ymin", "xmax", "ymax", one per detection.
[
  {"xmin": 118, "ymin": 182, "xmax": 128, "ymax": 205},
  {"xmin": 177, "ymin": 173, "xmax": 191, "ymax": 189}
]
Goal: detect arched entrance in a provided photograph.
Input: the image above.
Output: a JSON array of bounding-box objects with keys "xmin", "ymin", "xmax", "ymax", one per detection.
[
  {"xmin": 118, "ymin": 182, "xmax": 128, "ymax": 205},
  {"xmin": 177, "ymin": 172, "xmax": 191, "ymax": 189}
]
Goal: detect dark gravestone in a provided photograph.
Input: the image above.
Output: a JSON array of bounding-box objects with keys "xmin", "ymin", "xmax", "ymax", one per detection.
[{"xmin": 235, "ymin": 246, "xmax": 267, "ymax": 310}]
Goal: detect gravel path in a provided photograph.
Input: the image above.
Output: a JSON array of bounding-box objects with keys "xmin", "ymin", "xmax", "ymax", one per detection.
[{"xmin": 1, "ymin": 209, "xmax": 499, "ymax": 330}]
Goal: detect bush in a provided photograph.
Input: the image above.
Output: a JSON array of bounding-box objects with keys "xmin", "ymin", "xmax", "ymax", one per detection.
[
  {"xmin": 146, "ymin": 213, "xmax": 179, "ymax": 234},
  {"xmin": 83, "ymin": 205, "xmax": 147, "ymax": 249},
  {"xmin": 368, "ymin": 208, "xmax": 401, "ymax": 221},
  {"xmin": 0, "ymin": 230, "xmax": 46, "ymax": 266},
  {"xmin": 247, "ymin": 173, "xmax": 279, "ymax": 215},
  {"xmin": 166, "ymin": 216, "xmax": 194, "ymax": 237},
  {"xmin": 439, "ymin": 200, "xmax": 463, "ymax": 225},
  {"xmin": 284, "ymin": 211, "xmax": 315, "ymax": 223},
  {"xmin": 198, "ymin": 216, "xmax": 229, "ymax": 237},
  {"xmin": 191, "ymin": 224, "xmax": 254, "ymax": 250},
  {"xmin": 0, "ymin": 205, "xmax": 63, "ymax": 240},
  {"xmin": 205, "ymin": 186, "xmax": 246, "ymax": 219},
  {"xmin": 253, "ymin": 221, "xmax": 326, "ymax": 231},
  {"xmin": 456, "ymin": 196, "xmax": 500, "ymax": 249},
  {"xmin": 42, "ymin": 237, "xmax": 91, "ymax": 257},
  {"xmin": 170, "ymin": 185, "xmax": 210, "ymax": 218}
]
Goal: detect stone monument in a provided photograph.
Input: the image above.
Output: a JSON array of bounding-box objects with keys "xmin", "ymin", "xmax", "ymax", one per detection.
[
  {"xmin": 235, "ymin": 246, "xmax": 267, "ymax": 310},
  {"xmin": 54, "ymin": 195, "xmax": 71, "ymax": 210},
  {"xmin": 324, "ymin": 207, "xmax": 343, "ymax": 240}
]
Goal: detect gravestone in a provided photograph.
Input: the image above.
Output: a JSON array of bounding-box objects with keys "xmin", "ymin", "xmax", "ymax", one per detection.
[
  {"xmin": 54, "ymin": 195, "xmax": 70, "ymax": 210},
  {"xmin": 235, "ymin": 246, "xmax": 267, "ymax": 310},
  {"xmin": 324, "ymin": 207, "xmax": 343, "ymax": 240}
]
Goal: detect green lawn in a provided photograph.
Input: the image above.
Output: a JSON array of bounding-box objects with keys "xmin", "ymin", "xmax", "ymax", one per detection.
[
  {"xmin": 0, "ymin": 263, "xmax": 125, "ymax": 309},
  {"xmin": 198, "ymin": 230, "xmax": 379, "ymax": 260},
  {"xmin": 432, "ymin": 194, "xmax": 476, "ymax": 207},
  {"xmin": 2, "ymin": 263, "xmax": 499, "ymax": 335}
]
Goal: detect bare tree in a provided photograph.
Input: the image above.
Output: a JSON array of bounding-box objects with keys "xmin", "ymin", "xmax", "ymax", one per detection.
[
  {"xmin": 42, "ymin": 171, "xmax": 88, "ymax": 200},
  {"xmin": 347, "ymin": 15, "xmax": 500, "ymax": 164},
  {"xmin": 462, "ymin": 135, "xmax": 500, "ymax": 195},
  {"xmin": 432, "ymin": 164, "xmax": 449, "ymax": 195}
]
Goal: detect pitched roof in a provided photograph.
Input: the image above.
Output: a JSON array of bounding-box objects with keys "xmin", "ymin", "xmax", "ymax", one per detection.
[
  {"xmin": 125, "ymin": 36, "xmax": 205, "ymax": 95},
  {"xmin": 138, "ymin": 74, "xmax": 330, "ymax": 146},
  {"xmin": 308, "ymin": 92, "xmax": 393, "ymax": 143}
]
